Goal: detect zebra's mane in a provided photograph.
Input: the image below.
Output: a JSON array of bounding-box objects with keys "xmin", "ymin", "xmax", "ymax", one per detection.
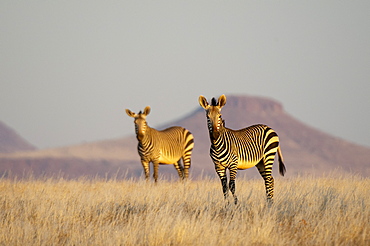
[{"xmin": 211, "ymin": 97, "xmax": 217, "ymax": 106}]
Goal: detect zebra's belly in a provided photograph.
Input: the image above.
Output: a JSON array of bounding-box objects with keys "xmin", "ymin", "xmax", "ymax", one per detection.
[
  {"xmin": 158, "ymin": 153, "xmax": 181, "ymax": 165},
  {"xmin": 237, "ymin": 160, "xmax": 258, "ymax": 170}
]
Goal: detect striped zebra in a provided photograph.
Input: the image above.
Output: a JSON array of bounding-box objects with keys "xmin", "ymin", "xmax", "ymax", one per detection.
[
  {"xmin": 199, "ymin": 95, "xmax": 286, "ymax": 204},
  {"xmin": 126, "ymin": 106, "xmax": 194, "ymax": 182}
]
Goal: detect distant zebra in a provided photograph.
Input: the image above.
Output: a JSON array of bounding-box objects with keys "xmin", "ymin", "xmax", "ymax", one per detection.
[
  {"xmin": 199, "ymin": 95, "xmax": 286, "ymax": 204},
  {"xmin": 126, "ymin": 106, "xmax": 194, "ymax": 182}
]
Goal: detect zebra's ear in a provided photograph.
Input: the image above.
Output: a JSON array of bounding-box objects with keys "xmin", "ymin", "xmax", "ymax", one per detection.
[
  {"xmin": 143, "ymin": 106, "xmax": 151, "ymax": 116},
  {"xmin": 218, "ymin": 94, "xmax": 227, "ymax": 108},
  {"xmin": 126, "ymin": 109, "xmax": 136, "ymax": 118},
  {"xmin": 199, "ymin": 95, "xmax": 209, "ymax": 109}
]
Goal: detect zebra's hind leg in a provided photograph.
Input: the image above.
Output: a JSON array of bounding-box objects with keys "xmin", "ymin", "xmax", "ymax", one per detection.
[
  {"xmin": 174, "ymin": 160, "xmax": 185, "ymax": 180},
  {"xmin": 256, "ymin": 160, "xmax": 275, "ymax": 202},
  {"xmin": 264, "ymin": 176, "xmax": 274, "ymax": 204},
  {"xmin": 182, "ymin": 156, "xmax": 191, "ymax": 179}
]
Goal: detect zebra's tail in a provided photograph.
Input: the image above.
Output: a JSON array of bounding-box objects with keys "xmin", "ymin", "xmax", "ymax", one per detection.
[{"xmin": 277, "ymin": 146, "xmax": 286, "ymax": 176}]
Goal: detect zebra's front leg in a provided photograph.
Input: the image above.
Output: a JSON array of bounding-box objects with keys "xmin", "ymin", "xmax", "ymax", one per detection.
[
  {"xmin": 221, "ymin": 178, "xmax": 228, "ymax": 201},
  {"xmin": 141, "ymin": 160, "xmax": 150, "ymax": 181},
  {"xmin": 216, "ymin": 166, "xmax": 229, "ymax": 200},
  {"xmin": 153, "ymin": 161, "xmax": 159, "ymax": 183},
  {"xmin": 229, "ymin": 166, "xmax": 238, "ymax": 205}
]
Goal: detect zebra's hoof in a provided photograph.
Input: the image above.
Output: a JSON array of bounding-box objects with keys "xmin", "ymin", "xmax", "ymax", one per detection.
[{"xmin": 267, "ymin": 198, "xmax": 274, "ymax": 207}]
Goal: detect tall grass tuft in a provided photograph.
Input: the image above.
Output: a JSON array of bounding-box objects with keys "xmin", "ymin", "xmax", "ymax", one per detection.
[{"xmin": 0, "ymin": 174, "xmax": 368, "ymax": 245}]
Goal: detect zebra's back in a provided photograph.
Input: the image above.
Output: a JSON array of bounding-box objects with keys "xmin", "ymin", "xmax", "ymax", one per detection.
[{"xmin": 152, "ymin": 126, "xmax": 194, "ymax": 164}]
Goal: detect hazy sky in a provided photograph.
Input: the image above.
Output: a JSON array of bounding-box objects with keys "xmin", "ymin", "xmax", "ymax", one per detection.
[{"xmin": 1, "ymin": 1, "xmax": 369, "ymax": 149}]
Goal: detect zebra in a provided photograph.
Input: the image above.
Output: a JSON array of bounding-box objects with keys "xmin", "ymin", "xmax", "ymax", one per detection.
[
  {"xmin": 198, "ymin": 94, "xmax": 286, "ymax": 204},
  {"xmin": 126, "ymin": 106, "xmax": 194, "ymax": 182}
]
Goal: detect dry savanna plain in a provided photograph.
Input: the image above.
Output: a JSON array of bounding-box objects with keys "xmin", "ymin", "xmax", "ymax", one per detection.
[{"xmin": 0, "ymin": 173, "xmax": 369, "ymax": 245}]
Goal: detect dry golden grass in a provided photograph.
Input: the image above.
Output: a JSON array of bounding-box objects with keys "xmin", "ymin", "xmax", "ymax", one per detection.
[{"xmin": 0, "ymin": 174, "xmax": 368, "ymax": 245}]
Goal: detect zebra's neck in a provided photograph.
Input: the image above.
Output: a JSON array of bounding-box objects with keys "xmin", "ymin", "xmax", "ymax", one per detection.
[
  {"xmin": 209, "ymin": 121, "xmax": 225, "ymax": 142},
  {"xmin": 137, "ymin": 126, "xmax": 154, "ymax": 142}
]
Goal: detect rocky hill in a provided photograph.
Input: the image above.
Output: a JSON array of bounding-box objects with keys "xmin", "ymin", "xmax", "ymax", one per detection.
[
  {"xmin": 0, "ymin": 121, "xmax": 36, "ymax": 153},
  {"xmin": 0, "ymin": 95, "xmax": 369, "ymax": 179}
]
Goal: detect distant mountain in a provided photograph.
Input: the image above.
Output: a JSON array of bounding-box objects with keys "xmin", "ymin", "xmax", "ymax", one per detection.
[
  {"xmin": 0, "ymin": 95, "xmax": 369, "ymax": 179},
  {"xmin": 0, "ymin": 121, "xmax": 36, "ymax": 153}
]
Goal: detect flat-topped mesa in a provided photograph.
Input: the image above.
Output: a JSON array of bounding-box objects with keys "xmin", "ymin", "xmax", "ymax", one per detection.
[{"xmin": 224, "ymin": 95, "xmax": 284, "ymax": 114}]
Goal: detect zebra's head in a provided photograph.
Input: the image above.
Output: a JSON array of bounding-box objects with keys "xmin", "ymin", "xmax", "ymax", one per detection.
[
  {"xmin": 125, "ymin": 106, "xmax": 151, "ymax": 139},
  {"xmin": 198, "ymin": 94, "xmax": 226, "ymax": 140}
]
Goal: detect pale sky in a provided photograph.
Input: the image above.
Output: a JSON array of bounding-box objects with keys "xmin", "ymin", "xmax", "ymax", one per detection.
[{"xmin": 1, "ymin": 1, "xmax": 369, "ymax": 149}]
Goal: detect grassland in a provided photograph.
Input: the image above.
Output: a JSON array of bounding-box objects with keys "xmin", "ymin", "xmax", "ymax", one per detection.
[{"xmin": 0, "ymin": 174, "xmax": 368, "ymax": 245}]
